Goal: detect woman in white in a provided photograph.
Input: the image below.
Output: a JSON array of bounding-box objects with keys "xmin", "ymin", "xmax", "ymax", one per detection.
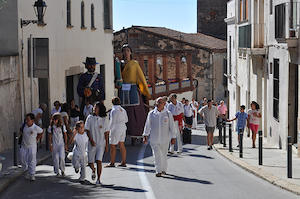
[
  {"xmin": 69, "ymin": 121, "xmax": 89, "ymax": 183},
  {"xmin": 191, "ymin": 98, "xmax": 199, "ymax": 129},
  {"xmin": 143, "ymin": 97, "xmax": 176, "ymax": 177},
  {"xmin": 106, "ymin": 97, "xmax": 128, "ymax": 167},
  {"xmin": 48, "ymin": 113, "xmax": 68, "ymax": 177}
]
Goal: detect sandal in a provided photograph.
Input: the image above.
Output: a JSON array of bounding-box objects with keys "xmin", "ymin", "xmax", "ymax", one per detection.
[
  {"xmin": 118, "ymin": 163, "xmax": 127, "ymax": 167},
  {"xmin": 105, "ymin": 164, "xmax": 116, "ymax": 168}
]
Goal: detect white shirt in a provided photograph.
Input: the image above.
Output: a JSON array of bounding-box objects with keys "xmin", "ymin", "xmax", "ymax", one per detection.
[
  {"xmin": 48, "ymin": 125, "xmax": 67, "ymax": 146},
  {"xmin": 191, "ymin": 101, "xmax": 198, "ymax": 110},
  {"xmin": 248, "ymin": 109, "xmax": 260, "ymax": 125},
  {"xmin": 184, "ymin": 104, "xmax": 194, "ymax": 117},
  {"xmin": 22, "ymin": 124, "xmax": 43, "ymax": 148},
  {"xmin": 85, "ymin": 115, "xmax": 109, "ymax": 147},
  {"xmin": 51, "ymin": 107, "xmax": 61, "ymax": 115},
  {"xmin": 83, "ymin": 105, "xmax": 93, "ymax": 118},
  {"xmin": 199, "ymin": 105, "xmax": 219, "ymax": 127},
  {"xmin": 143, "ymin": 108, "xmax": 176, "ymax": 145},
  {"xmin": 167, "ymin": 101, "xmax": 184, "ymax": 116},
  {"xmin": 73, "ymin": 132, "xmax": 89, "ymax": 156},
  {"xmin": 109, "ymin": 105, "xmax": 128, "ymax": 133}
]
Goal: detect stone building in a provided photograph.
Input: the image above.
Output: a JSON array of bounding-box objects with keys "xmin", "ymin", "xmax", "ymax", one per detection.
[
  {"xmin": 197, "ymin": 0, "xmax": 227, "ymax": 40},
  {"xmin": 114, "ymin": 26, "xmax": 227, "ymax": 104},
  {"xmin": 0, "ymin": 0, "xmax": 114, "ymax": 151},
  {"xmin": 225, "ymin": 0, "xmax": 300, "ymax": 152}
]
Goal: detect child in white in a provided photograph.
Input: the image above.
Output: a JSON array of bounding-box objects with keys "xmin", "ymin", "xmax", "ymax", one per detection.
[
  {"xmin": 107, "ymin": 97, "xmax": 128, "ymax": 167},
  {"xmin": 83, "ymin": 100, "xmax": 93, "ymax": 120},
  {"xmin": 143, "ymin": 97, "xmax": 176, "ymax": 177},
  {"xmin": 48, "ymin": 113, "xmax": 68, "ymax": 176},
  {"xmin": 70, "ymin": 121, "xmax": 89, "ymax": 182},
  {"xmin": 20, "ymin": 113, "xmax": 43, "ymax": 181},
  {"xmin": 85, "ymin": 102, "xmax": 109, "ymax": 185}
]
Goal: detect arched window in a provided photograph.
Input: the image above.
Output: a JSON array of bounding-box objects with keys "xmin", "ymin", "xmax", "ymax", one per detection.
[
  {"xmin": 91, "ymin": 4, "xmax": 95, "ymax": 29},
  {"xmin": 81, "ymin": 1, "xmax": 85, "ymax": 28},
  {"xmin": 67, "ymin": 0, "xmax": 71, "ymax": 26}
]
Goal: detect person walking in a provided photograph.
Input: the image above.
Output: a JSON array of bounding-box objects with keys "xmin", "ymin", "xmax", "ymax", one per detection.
[
  {"xmin": 191, "ymin": 98, "xmax": 199, "ymax": 129},
  {"xmin": 247, "ymin": 101, "xmax": 262, "ymax": 148},
  {"xmin": 48, "ymin": 113, "xmax": 68, "ymax": 177},
  {"xmin": 51, "ymin": 101, "xmax": 61, "ymax": 115},
  {"xmin": 69, "ymin": 121, "xmax": 89, "ymax": 183},
  {"xmin": 143, "ymin": 97, "xmax": 176, "ymax": 177},
  {"xmin": 167, "ymin": 94, "xmax": 184, "ymax": 154},
  {"xmin": 20, "ymin": 113, "xmax": 44, "ymax": 181},
  {"xmin": 106, "ymin": 97, "xmax": 128, "ymax": 167},
  {"xmin": 85, "ymin": 102, "xmax": 109, "ymax": 185},
  {"xmin": 198, "ymin": 100, "xmax": 219, "ymax": 150},
  {"xmin": 228, "ymin": 105, "xmax": 248, "ymax": 147},
  {"xmin": 184, "ymin": 99, "xmax": 194, "ymax": 128}
]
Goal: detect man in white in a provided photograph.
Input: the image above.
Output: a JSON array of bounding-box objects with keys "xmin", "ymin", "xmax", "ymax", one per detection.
[
  {"xmin": 191, "ymin": 98, "xmax": 199, "ymax": 129},
  {"xmin": 143, "ymin": 97, "xmax": 176, "ymax": 177},
  {"xmin": 184, "ymin": 99, "xmax": 194, "ymax": 128},
  {"xmin": 106, "ymin": 97, "xmax": 128, "ymax": 167},
  {"xmin": 167, "ymin": 94, "xmax": 184, "ymax": 154},
  {"xmin": 198, "ymin": 100, "xmax": 219, "ymax": 150},
  {"xmin": 20, "ymin": 113, "xmax": 43, "ymax": 181}
]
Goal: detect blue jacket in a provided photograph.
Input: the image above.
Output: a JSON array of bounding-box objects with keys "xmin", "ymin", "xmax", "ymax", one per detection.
[{"xmin": 77, "ymin": 72, "xmax": 104, "ymax": 101}]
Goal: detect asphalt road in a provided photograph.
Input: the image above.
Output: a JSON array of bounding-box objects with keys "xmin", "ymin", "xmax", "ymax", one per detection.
[{"xmin": 0, "ymin": 127, "xmax": 298, "ymax": 199}]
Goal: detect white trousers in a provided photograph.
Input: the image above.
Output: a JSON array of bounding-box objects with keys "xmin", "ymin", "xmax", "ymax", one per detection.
[
  {"xmin": 192, "ymin": 112, "xmax": 197, "ymax": 128},
  {"xmin": 72, "ymin": 153, "xmax": 86, "ymax": 180},
  {"xmin": 151, "ymin": 143, "xmax": 169, "ymax": 173},
  {"xmin": 20, "ymin": 145, "xmax": 37, "ymax": 175},
  {"xmin": 52, "ymin": 144, "xmax": 65, "ymax": 174},
  {"xmin": 169, "ymin": 121, "xmax": 183, "ymax": 153}
]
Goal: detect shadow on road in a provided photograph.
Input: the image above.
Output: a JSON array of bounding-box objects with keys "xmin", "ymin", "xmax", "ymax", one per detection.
[
  {"xmin": 188, "ymin": 154, "xmax": 214, "ymax": 159},
  {"xmin": 162, "ymin": 173, "xmax": 213, "ymax": 185}
]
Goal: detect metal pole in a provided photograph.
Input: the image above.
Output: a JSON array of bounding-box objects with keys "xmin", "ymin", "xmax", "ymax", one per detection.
[
  {"xmin": 287, "ymin": 136, "xmax": 292, "ymax": 178},
  {"xmin": 239, "ymin": 129, "xmax": 243, "ymax": 158},
  {"xmin": 259, "ymin": 131, "xmax": 263, "ymax": 165},
  {"xmin": 218, "ymin": 124, "xmax": 223, "ymax": 144},
  {"xmin": 229, "ymin": 123, "xmax": 233, "ymax": 152},
  {"xmin": 13, "ymin": 132, "xmax": 18, "ymax": 166},
  {"xmin": 223, "ymin": 122, "xmax": 226, "ymax": 147}
]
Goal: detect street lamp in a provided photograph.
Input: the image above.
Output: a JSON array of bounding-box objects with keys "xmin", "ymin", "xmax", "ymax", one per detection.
[{"xmin": 21, "ymin": 0, "xmax": 47, "ymax": 28}]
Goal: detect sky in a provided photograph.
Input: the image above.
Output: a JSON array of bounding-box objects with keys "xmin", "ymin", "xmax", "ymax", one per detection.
[{"xmin": 113, "ymin": 0, "xmax": 197, "ymax": 33}]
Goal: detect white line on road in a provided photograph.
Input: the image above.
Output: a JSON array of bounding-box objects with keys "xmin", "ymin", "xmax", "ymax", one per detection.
[{"xmin": 137, "ymin": 144, "xmax": 156, "ymax": 199}]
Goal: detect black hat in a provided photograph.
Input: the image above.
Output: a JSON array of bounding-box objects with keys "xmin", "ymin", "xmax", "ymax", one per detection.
[{"xmin": 83, "ymin": 57, "xmax": 99, "ymax": 66}]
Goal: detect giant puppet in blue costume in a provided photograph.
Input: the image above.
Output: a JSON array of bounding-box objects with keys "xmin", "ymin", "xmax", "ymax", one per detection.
[{"xmin": 77, "ymin": 57, "xmax": 105, "ymax": 108}]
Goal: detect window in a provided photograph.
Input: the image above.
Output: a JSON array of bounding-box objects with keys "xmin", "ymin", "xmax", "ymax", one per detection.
[
  {"xmin": 81, "ymin": 1, "xmax": 85, "ymax": 28},
  {"xmin": 91, "ymin": 4, "xmax": 95, "ymax": 29},
  {"xmin": 239, "ymin": 25, "xmax": 251, "ymax": 48},
  {"xmin": 103, "ymin": 0, "xmax": 112, "ymax": 29},
  {"xmin": 275, "ymin": 4, "xmax": 285, "ymax": 39},
  {"xmin": 273, "ymin": 59, "xmax": 279, "ymax": 120},
  {"xmin": 67, "ymin": 0, "xmax": 71, "ymax": 26},
  {"xmin": 270, "ymin": 0, "xmax": 273, "ymax": 15},
  {"xmin": 239, "ymin": 0, "xmax": 249, "ymax": 22}
]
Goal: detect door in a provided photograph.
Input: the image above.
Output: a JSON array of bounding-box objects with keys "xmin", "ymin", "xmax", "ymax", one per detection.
[
  {"xmin": 288, "ymin": 63, "xmax": 298, "ymax": 143},
  {"xmin": 38, "ymin": 78, "xmax": 50, "ymax": 128}
]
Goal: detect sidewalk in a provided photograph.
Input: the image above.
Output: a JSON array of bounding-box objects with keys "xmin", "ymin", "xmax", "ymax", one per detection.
[
  {"xmin": 213, "ymin": 127, "xmax": 300, "ymax": 195},
  {"xmin": 0, "ymin": 144, "xmax": 51, "ymax": 193}
]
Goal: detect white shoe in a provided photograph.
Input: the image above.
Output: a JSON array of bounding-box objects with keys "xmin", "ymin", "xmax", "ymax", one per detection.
[
  {"xmin": 74, "ymin": 168, "xmax": 79, "ymax": 173},
  {"xmin": 91, "ymin": 171, "xmax": 96, "ymax": 181},
  {"xmin": 30, "ymin": 175, "xmax": 36, "ymax": 181},
  {"xmin": 96, "ymin": 180, "xmax": 102, "ymax": 186}
]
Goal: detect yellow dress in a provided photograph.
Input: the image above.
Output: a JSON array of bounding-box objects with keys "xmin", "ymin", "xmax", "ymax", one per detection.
[{"xmin": 122, "ymin": 60, "xmax": 150, "ymax": 99}]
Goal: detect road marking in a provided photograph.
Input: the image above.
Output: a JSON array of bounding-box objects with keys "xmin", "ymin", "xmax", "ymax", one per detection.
[{"xmin": 137, "ymin": 144, "xmax": 156, "ymax": 199}]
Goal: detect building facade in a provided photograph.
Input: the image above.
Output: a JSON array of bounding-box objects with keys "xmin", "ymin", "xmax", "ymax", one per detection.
[
  {"xmin": 197, "ymin": 0, "xmax": 227, "ymax": 40},
  {"xmin": 0, "ymin": 0, "xmax": 114, "ymax": 151},
  {"xmin": 226, "ymin": 0, "xmax": 300, "ymax": 151},
  {"xmin": 114, "ymin": 26, "xmax": 227, "ymax": 105}
]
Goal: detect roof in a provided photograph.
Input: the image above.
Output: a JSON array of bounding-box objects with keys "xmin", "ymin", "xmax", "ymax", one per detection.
[{"xmin": 116, "ymin": 26, "xmax": 227, "ymax": 52}]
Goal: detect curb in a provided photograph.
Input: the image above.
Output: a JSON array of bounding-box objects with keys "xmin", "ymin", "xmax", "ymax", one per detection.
[
  {"xmin": 0, "ymin": 154, "xmax": 51, "ymax": 194},
  {"xmin": 214, "ymin": 146, "xmax": 300, "ymax": 196}
]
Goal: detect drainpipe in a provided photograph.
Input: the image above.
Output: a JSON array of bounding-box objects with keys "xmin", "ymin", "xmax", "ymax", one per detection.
[
  {"xmin": 30, "ymin": 34, "xmax": 34, "ymax": 111},
  {"xmin": 210, "ymin": 52, "xmax": 215, "ymax": 100},
  {"xmin": 19, "ymin": 28, "xmax": 26, "ymax": 120}
]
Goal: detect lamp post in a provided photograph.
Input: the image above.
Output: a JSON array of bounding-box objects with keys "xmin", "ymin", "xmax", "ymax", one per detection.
[{"xmin": 20, "ymin": 0, "xmax": 47, "ymax": 28}]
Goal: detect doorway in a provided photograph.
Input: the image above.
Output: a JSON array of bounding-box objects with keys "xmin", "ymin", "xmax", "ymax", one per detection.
[
  {"xmin": 288, "ymin": 63, "xmax": 298, "ymax": 144},
  {"xmin": 38, "ymin": 78, "xmax": 50, "ymax": 128}
]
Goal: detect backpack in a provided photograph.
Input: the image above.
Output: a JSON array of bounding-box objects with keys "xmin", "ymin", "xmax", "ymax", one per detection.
[
  {"xmin": 18, "ymin": 122, "xmax": 26, "ymax": 147},
  {"xmin": 51, "ymin": 125, "xmax": 66, "ymax": 144}
]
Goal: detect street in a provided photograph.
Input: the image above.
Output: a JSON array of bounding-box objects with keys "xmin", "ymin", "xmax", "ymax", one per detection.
[{"xmin": 0, "ymin": 127, "xmax": 298, "ymax": 199}]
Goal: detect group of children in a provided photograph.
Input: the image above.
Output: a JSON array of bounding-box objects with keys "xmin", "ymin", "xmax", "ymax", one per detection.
[{"xmin": 19, "ymin": 97, "xmax": 128, "ymax": 184}]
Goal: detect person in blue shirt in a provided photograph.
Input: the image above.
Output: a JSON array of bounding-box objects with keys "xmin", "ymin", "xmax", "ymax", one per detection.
[
  {"xmin": 228, "ymin": 105, "xmax": 248, "ymax": 147},
  {"xmin": 77, "ymin": 57, "xmax": 105, "ymax": 116}
]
